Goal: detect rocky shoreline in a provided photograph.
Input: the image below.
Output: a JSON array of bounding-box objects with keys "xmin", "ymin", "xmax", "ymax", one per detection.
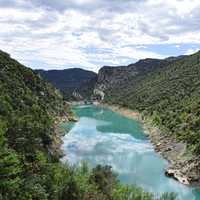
[
  {"xmin": 50, "ymin": 114, "xmax": 78, "ymax": 160},
  {"xmin": 102, "ymin": 104, "xmax": 200, "ymax": 187}
]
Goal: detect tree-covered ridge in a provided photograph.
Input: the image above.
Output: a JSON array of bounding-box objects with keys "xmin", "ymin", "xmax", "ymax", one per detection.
[
  {"xmin": 0, "ymin": 50, "xmax": 176, "ymax": 200},
  {"xmin": 0, "ymin": 50, "xmax": 66, "ymax": 199},
  {"xmin": 35, "ymin": 68, "xmax": 97, "ymax": 100},
  {"xmin": 104, "ymin": 51, "xmax": 200, "ymax": 153}
]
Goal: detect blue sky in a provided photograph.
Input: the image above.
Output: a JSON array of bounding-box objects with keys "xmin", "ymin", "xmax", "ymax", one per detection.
[{"xmin": 0, "ymin": 0, "xmax": 200, "ymax": 72}]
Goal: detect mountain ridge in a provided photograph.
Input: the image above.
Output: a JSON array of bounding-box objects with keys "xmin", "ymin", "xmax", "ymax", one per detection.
[
  {"xmin": 35, "ymin": 68, "xmax": 97, "ymax": 100},
  {"xmin": 94, "ymin": 57, "xmax": 178, "ymax": 100}
]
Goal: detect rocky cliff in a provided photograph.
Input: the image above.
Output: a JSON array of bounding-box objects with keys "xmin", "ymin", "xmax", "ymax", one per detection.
[{"xmin": 94, "ymin": 58, "xmax": 173, "ymax": 100}]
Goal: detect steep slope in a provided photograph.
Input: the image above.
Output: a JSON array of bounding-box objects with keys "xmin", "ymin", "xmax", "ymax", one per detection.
[
  {"xmin": 35, "ymin": 68, "xmax": 97, "ymax": 100},
  {"xmin": 100, "ymin": 51, "xmax": 200, "ymax": 184},
  {"xmin": 0, "ymin": 50, "xmax": 70, "ymax": 199}
]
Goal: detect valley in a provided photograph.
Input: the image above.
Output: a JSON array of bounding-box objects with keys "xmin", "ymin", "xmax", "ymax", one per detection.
[
  {"xmin": 0, "ymin": 50, "xmax": 180, "ymax": 200},
  {"xmin": 36, "ymin": 50, "xmax": 200, "ymax": 188},
  {"xmin": 1, "ymin": 0, "xmax": 200, "ymax": 199},
  {"xmin": 1, "ymin": 49, "xmax": 200, "ymax": 200}
]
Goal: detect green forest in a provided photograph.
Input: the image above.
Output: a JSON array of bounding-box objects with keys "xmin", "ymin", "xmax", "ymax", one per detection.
[
  {"xmin": 105, "ymin": 51, "xmax": 200, "ymax": 154},
  {"xmin": 0, "ymin": 50, "xmax": 176, "ymax": 199}
]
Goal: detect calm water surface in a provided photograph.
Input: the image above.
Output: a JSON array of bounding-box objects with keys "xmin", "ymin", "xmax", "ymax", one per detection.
[{"xmin": 61, "ymin": 105, "xmax": 200, "ymax": 200}]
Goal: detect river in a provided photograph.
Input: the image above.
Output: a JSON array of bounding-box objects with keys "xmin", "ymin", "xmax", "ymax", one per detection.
[{"xmin": 61, "ymin": 105, "xmax": 200, "ymax": 200}]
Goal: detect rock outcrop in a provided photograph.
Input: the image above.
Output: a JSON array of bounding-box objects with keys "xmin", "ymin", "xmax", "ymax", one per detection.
[
  {"xmin": 165, "ymin": 169, "xmax": 189, "ymax": 185},
  {"xmin": 144, "ymin": 119, "xmax": 200, "ymax": 186}
]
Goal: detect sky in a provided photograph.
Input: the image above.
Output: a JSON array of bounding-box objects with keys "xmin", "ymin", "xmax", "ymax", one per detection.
[{"xmin": 0, "ymin": 0, "xmax": 200, "ymax": 72}]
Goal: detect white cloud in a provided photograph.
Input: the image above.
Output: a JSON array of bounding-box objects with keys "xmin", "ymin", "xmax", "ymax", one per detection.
[
  {"xmin": 184, "ymin": 48, "xmax": 199, "ymax": 55},
  {"xmin": 115, "ymin": 47, "xmax": 165, "ymax": 60},
  {"xmin": 0, "ymin": 0, "xmax": 200, "ymax": 71}
]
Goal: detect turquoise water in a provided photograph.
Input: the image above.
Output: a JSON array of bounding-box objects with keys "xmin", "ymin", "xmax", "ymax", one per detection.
[{"xmin": 61, "ymin": 105, "xmax": 200, "ymax": 199}]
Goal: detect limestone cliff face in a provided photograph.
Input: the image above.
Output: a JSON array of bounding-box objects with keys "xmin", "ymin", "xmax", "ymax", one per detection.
[
  {"xmin": 93, "ymin": 88, "xmax": 105, "ymax": 100},
  {"xmin": 94, "ymin": 58, "xmax": 171, "ymax": 100},
  {"xmin": 72, "ymin": 91, "xmax": 83, "ymax": 100}
]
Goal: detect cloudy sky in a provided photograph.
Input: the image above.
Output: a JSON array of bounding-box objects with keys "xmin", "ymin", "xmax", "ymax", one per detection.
[{"xmin": 0, "ymin": 0, "xmax": 200, "ymax": 72}]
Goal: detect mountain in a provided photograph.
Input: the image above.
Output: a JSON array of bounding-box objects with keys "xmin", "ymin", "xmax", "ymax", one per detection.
[
  {"xmin": 94, "ymin": 57, "xmax": 179, "ymax": 100},
  {"xmin": 96, "ymin": 51, "xmax": 200, "ymax": 184},
  {"xmin": 35, "ymin": 68, "xmax": 97, "ymax": 100}
]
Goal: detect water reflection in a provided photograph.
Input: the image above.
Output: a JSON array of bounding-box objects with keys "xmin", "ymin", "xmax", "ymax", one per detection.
[{"xmin": 61, "ymin": 105, "xmax": 200, "ymax": 200}]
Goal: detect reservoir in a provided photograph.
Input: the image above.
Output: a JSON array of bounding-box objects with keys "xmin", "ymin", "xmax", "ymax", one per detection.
[{"xmin": 61, "ymin": 105, "xmax": 200, "ymax": 200}]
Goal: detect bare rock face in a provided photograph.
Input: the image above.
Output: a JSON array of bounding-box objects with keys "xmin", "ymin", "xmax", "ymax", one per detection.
[
  {"xmin": 93, "ymin": 88, "xmax": 105, "ymax": 100},
  {"xmin": 165, "ymin": 169, "xmax": 190, "ymax": 185}
]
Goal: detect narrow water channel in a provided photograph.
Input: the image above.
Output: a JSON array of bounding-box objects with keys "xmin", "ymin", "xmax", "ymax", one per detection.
[{"xmin": 61, "ymin": 105, "xmax": 200, "ymax": 200}]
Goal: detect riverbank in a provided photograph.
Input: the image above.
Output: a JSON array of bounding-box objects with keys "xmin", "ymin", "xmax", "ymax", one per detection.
[
  {"xmin": 102, "ymin": 104, "xmax": 200, "ymax": 187},
  {"xmin": 50, "ymin": 113, "xmax": 78, "ymax": 160}
]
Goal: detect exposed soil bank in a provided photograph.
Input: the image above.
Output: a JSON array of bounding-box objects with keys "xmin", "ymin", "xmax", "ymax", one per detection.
[{"xmin": 102, "ymin": 104, "xmax": 200, "ymax": 187}]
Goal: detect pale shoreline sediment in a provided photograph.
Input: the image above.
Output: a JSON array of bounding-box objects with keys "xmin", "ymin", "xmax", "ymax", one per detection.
[{"xmin": 101, "ymin": 103, "xmax": 200, "ymax": 186}]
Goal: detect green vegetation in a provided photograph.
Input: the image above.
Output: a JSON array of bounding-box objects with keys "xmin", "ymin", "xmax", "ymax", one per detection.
[
  {"xmin": 104, "ymin": 51, "xmax": 200, "ymax": 153},
  {"xmin": 0, "ymin": 50, "xmax": 176, "ymax": 199},
  {"xmin": 0, "ymin": 50, "xmax": 68, "ymax": 199},
  {"xmin": 35, "ymin": 68, "xmax": 97, "ymax": 100}
]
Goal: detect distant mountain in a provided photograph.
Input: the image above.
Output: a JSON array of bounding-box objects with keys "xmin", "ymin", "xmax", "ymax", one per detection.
[{"xmin": 35, "ymin": 68, "xmax": 97, "ymax": 100}]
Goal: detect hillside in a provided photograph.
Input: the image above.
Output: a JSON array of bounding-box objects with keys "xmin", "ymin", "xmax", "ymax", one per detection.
[
  {"xmin": 98, "ymin": 51, "xmax": 200, "ymax": 184},
  {"xmin": 35, "ymin": 68, "xmax": 97, "ymax": 100},
  {"xmin": 0, "ymin": 50, "xmax": 70, "ymax": 199},
  {"xmin": 94, "ymin": 57, "xmax": 180, "ymax": 100}
]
